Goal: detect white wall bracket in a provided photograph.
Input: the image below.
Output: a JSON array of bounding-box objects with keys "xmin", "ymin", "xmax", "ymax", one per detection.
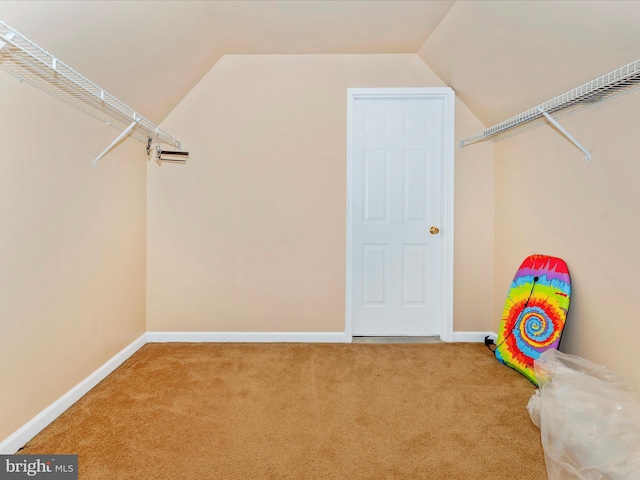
[
  {"xmin": 93, "ymin": 120, "xmax": 139, "ymax": 166},
  {"xmin": 537, "ymin": 107, "xmax": 591, "ymax": 161}
]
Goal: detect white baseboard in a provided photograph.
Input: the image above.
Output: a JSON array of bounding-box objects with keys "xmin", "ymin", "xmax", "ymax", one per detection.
[
  {"xmin": 0, "ymin": 333, "xmax": 147, "ymax": 454},
  {"xmin": 451, "ymin": 331, "xmax": 497, "ymax": 343},
  {"xmin": 148, "ymin": 331, "xmax": 498, "ymax": 343},
  {"xmin": 146, "ymin": 331, "xmax": 349, "ymax": 343}
]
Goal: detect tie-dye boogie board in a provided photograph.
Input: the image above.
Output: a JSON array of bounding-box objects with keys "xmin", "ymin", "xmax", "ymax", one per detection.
[{"xmin": 495, "ymin": 255, "xmax": 571, "ymax": 386}]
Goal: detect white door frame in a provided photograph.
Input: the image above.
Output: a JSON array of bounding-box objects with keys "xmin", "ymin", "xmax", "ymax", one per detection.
[{"xmin": 345, "ymin": 87, "xmax": 455, "ymax": 342}]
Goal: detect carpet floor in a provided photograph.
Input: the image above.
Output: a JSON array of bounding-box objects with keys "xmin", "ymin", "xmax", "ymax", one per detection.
[{"xmin": 20, "ymin": 343, "xmax": 546, "ymax": 479}]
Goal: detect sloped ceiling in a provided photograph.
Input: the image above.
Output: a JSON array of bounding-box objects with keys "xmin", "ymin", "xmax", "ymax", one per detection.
[
  {"xmin": 203, "ymin": 1, "xmax": 455, "ymax": 54},
  {"xmin": 419, "ymin": 0, "xmax": 640, "ymax": 127},
  {"xmin": 0, "ymin": 0, "xmax": 453, "ymax": 123},
  {"xmin": 1, "ymin": 1, "xmax": 638, "ymax": 128},
  {"xmin": 0, "ymin": 1, "xmax": 225, "ymax": 124}
]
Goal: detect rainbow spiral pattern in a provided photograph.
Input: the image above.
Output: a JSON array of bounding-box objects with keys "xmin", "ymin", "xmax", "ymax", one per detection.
[{"xmin": 495, "ymin": 255, "xmax": 571, "ymax": 385}]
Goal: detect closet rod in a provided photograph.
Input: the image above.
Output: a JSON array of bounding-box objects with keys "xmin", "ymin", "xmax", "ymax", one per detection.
[
  {"xmin": 0, "ymin": 20, "xmax": 185, "ymax": 164},
  {"xmin": 459, "ymin": 58, "xmax": 640, "ymax": 149}
]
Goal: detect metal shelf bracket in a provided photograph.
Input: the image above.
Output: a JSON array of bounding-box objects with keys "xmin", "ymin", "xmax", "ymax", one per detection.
[
  {"xmin": 537, "ymin": 108, "xmax": 591, "ymax": 161},
  {"xmin": 93, "ymin": 120, "xmax": 139, "ymax": 166}
]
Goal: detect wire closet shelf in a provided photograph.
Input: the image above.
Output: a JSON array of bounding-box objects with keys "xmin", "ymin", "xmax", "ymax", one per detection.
[
  {"xmin": 0, "ymin": 20, "xmax": 183, "ymax": 162},
  {"xmin": 459, "ymin": 59, "xmax": 640, "ymax": 151}
]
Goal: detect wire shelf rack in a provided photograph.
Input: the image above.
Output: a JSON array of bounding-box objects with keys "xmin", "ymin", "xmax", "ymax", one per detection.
[
  {"xmin": 459, "ymin": 59, "xmax": 640, "ymax": 149},
  {"xmin": 0, "ymin": 20, "xmax": 183, "ymax": 159}
]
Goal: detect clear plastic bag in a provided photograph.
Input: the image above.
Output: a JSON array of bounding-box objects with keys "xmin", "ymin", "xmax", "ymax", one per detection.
[
  {"xmin": 528, "ymin": 349, "xmax": 640, "ymax": 480},
  {"xmin": 527, "ymin": 389, "xmax": 542, "ymax": 429}
]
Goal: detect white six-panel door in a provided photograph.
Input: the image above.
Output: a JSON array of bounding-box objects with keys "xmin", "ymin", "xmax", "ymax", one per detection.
[{"xmin": 348, "ymin": 90, "xmax": 452, "ymax": 337}]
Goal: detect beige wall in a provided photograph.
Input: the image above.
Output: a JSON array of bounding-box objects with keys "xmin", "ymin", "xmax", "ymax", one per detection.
[
  {"xmin": 0, "ymin": 74, "xmax": 147, "ymax": 441},
  {"xmin": 148, "ymin": 54, "xmax": 495, "ymax": 333},
  {"xmin": 454, "ymin": 106, "xmax": 495, "ymax": 332},
  {"xmin": 494, "ymin": 94, "xmax": 640, "ymax": 388}
]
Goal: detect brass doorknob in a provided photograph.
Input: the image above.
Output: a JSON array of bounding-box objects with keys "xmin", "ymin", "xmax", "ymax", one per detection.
[{"xmin": 430, "ymin": 226, "xmax": 440, "ymax": 235}]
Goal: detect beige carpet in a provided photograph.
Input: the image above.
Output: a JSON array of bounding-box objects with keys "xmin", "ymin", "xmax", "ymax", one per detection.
[{"xmin": 20, "ymin": 343, "xmax": 546, "ymax": 479}]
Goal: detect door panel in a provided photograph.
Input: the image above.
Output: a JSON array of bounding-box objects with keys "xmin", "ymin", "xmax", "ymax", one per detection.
[
  {"xmin": 402, "ymin": 244, "xmax": 428, "ymax": 306},
  {"xmin": 403, "ymin": 150, "xmax": 429, "ymax": 222},
  {"xmin": 363, "ymin": 150, "xmax": 389, "ymax": 223},
  {"xmin": 362, "ymin": 244, "xmax": 388, "ymax": 305}
]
